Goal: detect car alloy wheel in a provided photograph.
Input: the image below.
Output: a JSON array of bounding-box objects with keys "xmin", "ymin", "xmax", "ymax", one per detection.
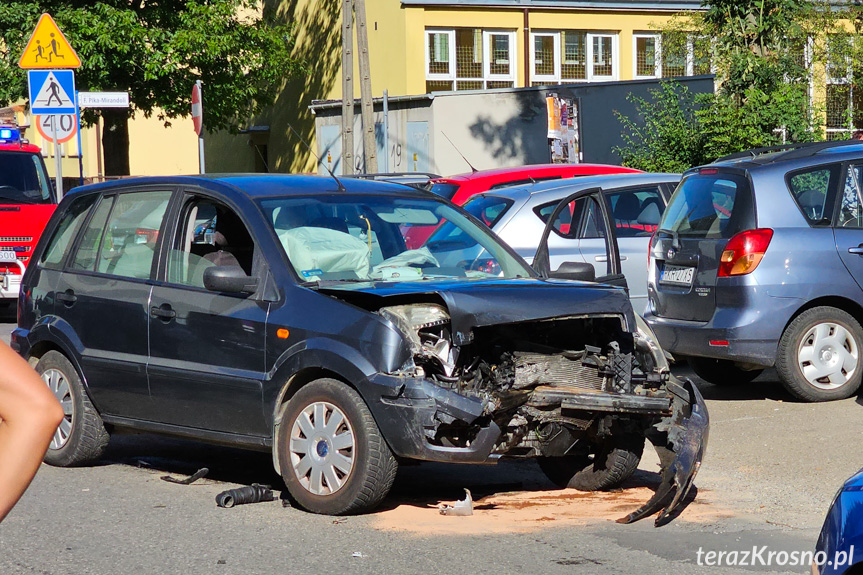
[
  {"xmin": 797, "ymin": 322, "xmax": 859, "ymax": 390},
  {"xmin": 42, "ymin": 368, "xmax": 74, "ymax": 449},
  {"xmin": 289, "ymin": 401, "xmax": 356, "ymax": 496}
]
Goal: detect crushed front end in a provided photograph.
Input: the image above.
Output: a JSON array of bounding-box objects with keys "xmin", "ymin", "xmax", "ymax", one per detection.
[{"xmin": 370, "ymin": 302, "xmax": 708, "ymax": 527}]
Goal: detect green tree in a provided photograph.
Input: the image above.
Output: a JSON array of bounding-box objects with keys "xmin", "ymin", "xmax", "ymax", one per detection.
[
  {"xmin": 0, "ymin": 1, "xmax": 302, "ymax": 176},
  {"xmin": 615, "ymin": 82, "xmax": 707, "ymax": 172},
  {"xmin": 616, "ymin": 0, "xmax": 835, "ymax": 171}
]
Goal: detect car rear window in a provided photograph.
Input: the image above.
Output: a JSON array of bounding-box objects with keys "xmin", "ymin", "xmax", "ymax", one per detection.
[
  {"xmin": 462, "ymin": 195, "xmax": 514, "ymax": 228},
  {"xmin": 659, "ymin": 171, "xmax": 755, "ymax": 239},
  {"xmin": 428, "ymin": 182, "xmax": 461, "ymax": 200},
  {"xmin": 786, "ymin": 164, "xmax": 841, "ymax": 225}
]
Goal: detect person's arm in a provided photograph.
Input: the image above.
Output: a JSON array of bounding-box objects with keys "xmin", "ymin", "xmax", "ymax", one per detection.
[{"xmin": 0, "ymin": 342, "xmax": 64, "ymax": 522}]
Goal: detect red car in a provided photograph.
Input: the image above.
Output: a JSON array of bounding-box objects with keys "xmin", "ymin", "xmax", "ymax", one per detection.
[
  {"xmin": 428, "ymin": 163, "xmax": 641, "ymax": 206},
  {"xmin": 0, "ymin": 125, "xmax": 57, "ymax": 307}
]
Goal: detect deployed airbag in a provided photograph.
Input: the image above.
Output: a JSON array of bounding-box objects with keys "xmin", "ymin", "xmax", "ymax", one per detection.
[{"xmin": 279, "ymin": 227, "xmax": 370, "ymax": 279}]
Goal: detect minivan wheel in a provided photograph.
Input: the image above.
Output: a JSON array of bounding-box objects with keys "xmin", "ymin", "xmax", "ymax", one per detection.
[
  {"xmin": 688, "ymin": 357, "xmax": 763, "ymax": 385},
  {"xmin": 776, "ymin": 307, "xmax": 863, "ymax": 402},
  {"xmin": 36, "ymin": 351, "xmax": 110, "ymax": 466},
  {"xmin": 277, "ymin": 378, "xmax": 397, "ymax": 515},
  {"xmin": 537, "ymin": 433, "xmax": 644, "ymax": 491}
]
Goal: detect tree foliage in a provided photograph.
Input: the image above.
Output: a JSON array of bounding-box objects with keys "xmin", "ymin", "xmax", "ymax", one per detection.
[
  {"xmin": 616, "ymin": 0, "xmax": 836, "ymax": 171},
  {"xmin": 0, "ymin": 1, "xmax": 303, "ymax": 173}
]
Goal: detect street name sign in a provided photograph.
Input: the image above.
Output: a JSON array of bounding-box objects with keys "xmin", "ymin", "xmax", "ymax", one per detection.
[
  {"xmin": 18, "ymin": 14, "xmax": 81, "ymax": 69},
  {"xmin": 79, "ymin": 92, "xmax": 130, "ymax": 108},
  {"xmin": 28, "ymin": 70, "xmax": 76, "ymax": 115}
]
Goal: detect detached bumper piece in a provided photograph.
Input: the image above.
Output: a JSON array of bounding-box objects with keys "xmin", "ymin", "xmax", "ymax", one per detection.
[{"xmin": 617, "ymin": 377, "xmax": 709, "ymax": 527}]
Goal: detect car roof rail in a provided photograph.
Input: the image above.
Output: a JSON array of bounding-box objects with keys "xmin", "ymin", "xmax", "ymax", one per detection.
[{"xmin": 715, "ymin": 140, "xmax": 863, "ymax": 164}]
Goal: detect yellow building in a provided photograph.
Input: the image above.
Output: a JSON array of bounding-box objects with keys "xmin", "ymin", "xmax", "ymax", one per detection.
[{"xmin": 206, "ymin": 0, "xmax": 707, "ymax": 174}]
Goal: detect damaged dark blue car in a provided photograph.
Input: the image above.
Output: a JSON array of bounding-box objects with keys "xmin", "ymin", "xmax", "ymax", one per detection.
[{"xmin": 12, "ymin": 174, "xmax": 707, "ymax": 525}]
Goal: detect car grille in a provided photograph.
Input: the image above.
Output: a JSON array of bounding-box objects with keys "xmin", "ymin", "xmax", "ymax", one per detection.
[
  {"xmin": 0, "ymin": 237, "xmax": 33, "ymax": 243},
  {"xmin": 514, "ymin": 352, "xmax": 605, "ymax": 391}
]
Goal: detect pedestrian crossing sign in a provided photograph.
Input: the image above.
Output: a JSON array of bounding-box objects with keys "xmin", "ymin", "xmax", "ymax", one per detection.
[
  {"xmin": 18, "ymin": 13, "xmax": 81, "ymax": 69},
  {"xmin": 28, "ymin": 70, "xmax": 77, "ymax": 115}
]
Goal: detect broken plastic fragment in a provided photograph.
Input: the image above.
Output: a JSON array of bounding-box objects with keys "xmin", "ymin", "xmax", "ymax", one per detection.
[{"xmin": 439, "ymin": 488, "xmax": 473, "ymax": 516}]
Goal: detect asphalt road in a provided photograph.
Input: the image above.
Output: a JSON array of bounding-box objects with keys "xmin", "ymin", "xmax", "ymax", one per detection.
[{"xmin": 1, "ymin": 313, "xmax": 860, "ymax": 575}]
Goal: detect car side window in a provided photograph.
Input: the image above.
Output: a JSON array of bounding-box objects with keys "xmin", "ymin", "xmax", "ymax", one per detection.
[
  {"xmin": 787, "ymin": 164, "xmax": 840, "ymax": 225},
  {"xmin": 41, "ymin": 194, "xmax": 98, "ymax": 269},
  {"xmin": 166, "ymin": 198, "xmax": 255, "ymax": 288},
  {"xmin": 69, "ymin": 196, "xmax": 114, "ymax": 272},
  {"xmin": 580, "ymin": 197, "xmax": 605, "ymax": 239},
  {"xmin": 606, "ymin": 186, "xmax": 664, "ymax": 237},
  {"xmin": 838, "ymin": 165, "xmax": 863, "ymax": 228}
]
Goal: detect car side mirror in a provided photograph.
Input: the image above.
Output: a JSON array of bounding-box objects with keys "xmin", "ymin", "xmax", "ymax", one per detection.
[
  {"xmin": 203, "ymin": 265, "xmax": 258, "ymax": 294},
  {"xmin": 548, "ymin": 261, "xmax": 596, "ymax": 282}
]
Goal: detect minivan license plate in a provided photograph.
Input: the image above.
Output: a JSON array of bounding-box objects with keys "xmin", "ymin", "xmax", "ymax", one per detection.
[
  {"xmin": 0, "ymin": 250, "xmax": 16, "ymax": 263},
  {"xmin": 660, "ymin": 264, "xmax": 695, "ymax": 286}
]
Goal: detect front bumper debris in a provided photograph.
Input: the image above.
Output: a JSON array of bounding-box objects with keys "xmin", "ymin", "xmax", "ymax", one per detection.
[{"xmin": 617, "ymin": 377, "xmax": 709, "ymax": 527}]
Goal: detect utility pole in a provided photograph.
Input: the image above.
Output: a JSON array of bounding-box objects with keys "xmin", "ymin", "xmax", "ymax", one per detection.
[
  {"xmin": 341, "ymin": 0, "xmax": 354, "ymax": 175},
  {"xmin": 354, "ymin": 0, "xmax": 377, "ymax": 173}
]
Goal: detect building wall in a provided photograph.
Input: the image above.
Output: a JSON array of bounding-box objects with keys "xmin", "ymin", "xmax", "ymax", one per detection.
[
  {"xmin": 18, "ymin": 108, "xmax": 198, "ymax": 191},
  {"xmin": 207, "ymin": 0, "xmax": 699, "ymax": 175}
]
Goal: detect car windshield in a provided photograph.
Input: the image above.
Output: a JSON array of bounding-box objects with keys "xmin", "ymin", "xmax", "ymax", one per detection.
[
  {"xmin": 0, "ymin": 151, "xmax": 53, "ymax": 204},
  {"xmin": 258, "ymin": 194, "xmax": 532, "ymax": 282}
]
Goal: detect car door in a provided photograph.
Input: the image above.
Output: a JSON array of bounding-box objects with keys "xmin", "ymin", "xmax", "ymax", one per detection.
[
  {"xmin": 54, "ymin": 188, "xmax": 174, "ymax": 419},
  {"xmin": 577, "ymin": 185, "xmax": 666, "ymax": 311},
  {"xmin": 146, "ymin": 191, "xmax": 268, "ymax": 436},
  {"xmin": 832, "ymin": 163, "xmax": 863, "ymax": 292},
  {"xmin": 533, "ymin": 187, "xmax": 626, "ymax": 291}
]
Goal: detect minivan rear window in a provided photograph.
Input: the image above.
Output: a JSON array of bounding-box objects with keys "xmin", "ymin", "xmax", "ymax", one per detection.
[{"xmin": 659, "ymin": 172, "xmax": 755, "ymax": 239}]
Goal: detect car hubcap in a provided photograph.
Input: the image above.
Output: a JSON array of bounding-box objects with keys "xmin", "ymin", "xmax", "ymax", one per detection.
[
  {"xmin": 797, "ymin": 322, "xmax": 859, "ymax": 390},
  {"xmin": 41, "ymin": 368, "xmax": 73, "ymax": 449},
  {"xmin": 289, "ymin": 402, "xmax": 355, "ymax": 495}
]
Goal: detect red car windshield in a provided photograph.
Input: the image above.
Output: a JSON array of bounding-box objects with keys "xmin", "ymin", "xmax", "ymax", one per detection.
[{"xmin": 0, "ymin": 151, "xmax": 54, "ymax": 204}]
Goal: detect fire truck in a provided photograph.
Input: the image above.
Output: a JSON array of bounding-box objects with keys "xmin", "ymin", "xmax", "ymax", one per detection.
[{"xmin": 0, "ymin": 113, "xmax": 57, "ymax": 308}]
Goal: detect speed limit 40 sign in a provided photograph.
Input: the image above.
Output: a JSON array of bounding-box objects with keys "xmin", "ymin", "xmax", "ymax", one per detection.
[{"xmin": 35, "ymin": 114, "xmax": 77, "ymax": 144}]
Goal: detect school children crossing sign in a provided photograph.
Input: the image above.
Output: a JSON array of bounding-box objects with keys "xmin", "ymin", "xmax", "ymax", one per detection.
[
  {"xmin": 28, "ymin": 70, "xmax": 77, "ymax": 115},
  {"xmin": 18, "ymin": 13, "xmax": 81, "ymax": 69}
]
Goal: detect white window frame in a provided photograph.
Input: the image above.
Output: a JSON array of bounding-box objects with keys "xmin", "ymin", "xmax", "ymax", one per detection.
[
  {"xmin": 588, "ymin": 33, "xmax": 618, "ymax": 81},
  {"xmin": 530, "ymin": 31, "xmax": 560, "ymax": 85},
  {"xmin": 483, "ymin": 30, "xmax": 517, "ymax": 86},
  {"xmin": 633, "ymin": 33, "xmax": 661, "ymax": 79},
  {"xmin": 425, "ymin": 29, "xmax": 455, "ymax": 83},
  {"xmin": 529, "ymin": 31, "xmax": 618, "ymax": 84}
]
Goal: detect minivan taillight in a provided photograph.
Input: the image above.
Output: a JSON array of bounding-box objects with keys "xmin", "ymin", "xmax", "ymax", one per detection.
[{"xmin": 717, "ymin": 228, "xmax": 773, "ymax": 277}]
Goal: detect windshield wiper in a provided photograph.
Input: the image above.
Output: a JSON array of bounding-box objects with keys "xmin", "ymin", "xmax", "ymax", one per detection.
[{"xmin": 656, "ymin": 227, "xmax": 681, "ymax": 250}]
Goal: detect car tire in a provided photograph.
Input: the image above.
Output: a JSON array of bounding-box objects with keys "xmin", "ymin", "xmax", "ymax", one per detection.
[
  {"xmin": 277, "ymin": 378, "xmax": 398, "ymax": 515},
  {"xmin": 538, "ymin": 433, "xmax": 644, "ymax": 491},
  {"xmin": 688, "ymin": 357, "xmax": 763, "ymax": 385},
  {"xmin": 776, "ymin": 306, "xmax": 863, "ymax": 402},
  {"xmin": 37, "ymin": 351, "xmax": 110, "ymax": 467}
]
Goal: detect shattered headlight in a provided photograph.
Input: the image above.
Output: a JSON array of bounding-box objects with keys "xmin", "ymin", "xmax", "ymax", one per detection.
[{"xmin": 378, "ymin": 304, "xmax": 450, "ymax": 350}]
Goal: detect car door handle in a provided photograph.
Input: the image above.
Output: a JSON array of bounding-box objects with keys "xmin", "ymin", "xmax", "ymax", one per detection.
[
  {"xmin": 150, "ymin": 305, "xmax": 176, "ymax": 320},
  {"xmin": 595, "ymin": 255, "xmax": 627, "ymax": 262},
  {"xmin": 56, "ymin": 290, "xmax": 77, "ymax": 306},
  {"xmin": 849, "ymin": 245, "xmax": 863, "ymax": 255}
]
